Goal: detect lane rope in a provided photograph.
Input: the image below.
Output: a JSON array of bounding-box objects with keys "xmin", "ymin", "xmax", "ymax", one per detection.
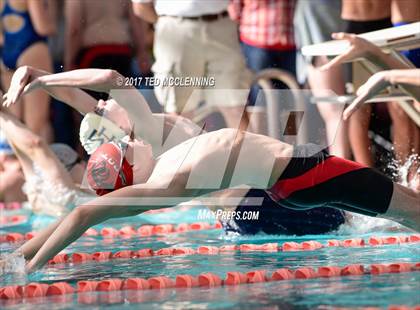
[
  {"xmin": 0, "ymin": 202, "xmax": 23, "ymax": 211},
  {"xmin": 0, "ymin": 222, "xmax": 222, "ymax": 244},
  {"xmin": 1, "ymin": 261, "xmax": 419, "ymax": 301},
  {"xmin": 42, "ymin": 234, "xmax": 420, "ymax": 266}
]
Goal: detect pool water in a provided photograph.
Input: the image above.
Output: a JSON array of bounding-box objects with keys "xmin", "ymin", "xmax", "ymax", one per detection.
[{"xmin": 1, "ymin": 206, "xmax": 419, "ymax": 309}]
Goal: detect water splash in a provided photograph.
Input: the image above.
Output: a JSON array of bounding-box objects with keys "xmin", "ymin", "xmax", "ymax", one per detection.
[
  {"xmin": 388, "ymin": 154, "xmax": 419, "ymax": 189},
  {"xmin": 0, "ymin": 251, "xmax": 26, "ymax": 276},
  {"xmin": 336, "ymin": 212, "xmax": 406, "ymax": 235}
]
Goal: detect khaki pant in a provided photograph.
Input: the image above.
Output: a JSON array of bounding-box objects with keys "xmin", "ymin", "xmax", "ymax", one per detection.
[{"xmin": 152, "ymin": 16, "xmax": 252, "ymax": 113}]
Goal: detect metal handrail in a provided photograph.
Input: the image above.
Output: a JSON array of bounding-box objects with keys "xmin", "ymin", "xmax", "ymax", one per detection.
[
  {"xmin": 254, "ymin": 68, "xmax": 307, "ymax": 142},
  {"xmin": 191, "ymin": 68, "xmax": 307, "ymax": 142}
]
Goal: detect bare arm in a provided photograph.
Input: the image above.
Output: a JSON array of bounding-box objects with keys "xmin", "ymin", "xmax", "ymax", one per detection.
[
  {"xmin": 3, "ymin": 67, "xmax": 202, "ymax": 151},
  {"xmin": 27, "ymin": 0, "xmax": 56, "ymax": 36},
  {"xmin": 129, "ymin": 3, "xmax": 152, "ymax": 74},
  {"xmin": 64, "ymin": 0, "xmax": 83, "ymax": 70},
  {"xmin": 3, "ymin": 66, "xmax": 97, "ymax": 115},
  {"xmin": 388, "ymin": 69, "xmax": 420, "ymax": 86},
  {"xmin": 15, "ymin": 218, "xmax": 64, "ymax": 260},
  {"xmin": 34, "ymin": 69, "xmax": 161, "ymax": 139},
  {"xmin": 344, "ymin": 69, "xmax": 420, "ymax": 119},
  {"xmin": 26, "ymin": 176, "xmax": 195, "ymax": 271},
  {"xmin": 132, "ymin": 1, "xmax": 158, "ymax": 24},
  {"xmin": 321, "ymin": 33, "xmax": 410, "ymax": 71},
  {"xmin": 228, "ymin": 0, "xmax": 243, "ymax": 22}
]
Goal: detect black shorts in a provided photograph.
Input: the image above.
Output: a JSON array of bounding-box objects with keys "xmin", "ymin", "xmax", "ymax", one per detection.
[
  {"xmin": 268, "ymin": 144, "xmax": 394, "ymax": 216},
  {"xmin": 344, "ymin": 17, "xmax": 393, "ymax": 35}
]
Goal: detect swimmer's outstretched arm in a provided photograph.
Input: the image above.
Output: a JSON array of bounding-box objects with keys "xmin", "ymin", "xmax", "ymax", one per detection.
[
  {"xmin": 2, "ymin": 66, "xmax": 97, "ymax": 115},
  {"xmin": 14, "ymin": 218, "xmax": 65, "ymax": 260},
  {"xmin": 4, "ymin": 67, "xmax": 154, "ymax": 123},
  {"xmin": 3, "ymin": 67, "xmax": 203, "ymax": 152},
  {"xmin": 25, "ymin": 68, "xmax": 204, "ymax": 145},
  {"xmin": 3, "ymin": 67, "xmax": 165, "ymax": 143},
  {"xmin": 25, "ymin": 177, "xmax": 199, "ymax": 271}
]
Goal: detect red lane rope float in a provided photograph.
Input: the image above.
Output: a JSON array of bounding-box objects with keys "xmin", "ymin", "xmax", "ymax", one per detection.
[
  {"xmin": 1, "ymin": 262, "xmax": 419, "ymax": 300},
  {"xmin": 0, "ymin": 222, "xmax": 223, "ymax": 244},
  {"xmin": 44, "ymin": 234, "xmax": 420, "ymax": 266},
  {"xmin": 0, "ymin": 202, "xmax": 23, "ymax": 211},
  {"xmin": 0, "ymin": 215, "xmax": 28, "ymax": 225}
]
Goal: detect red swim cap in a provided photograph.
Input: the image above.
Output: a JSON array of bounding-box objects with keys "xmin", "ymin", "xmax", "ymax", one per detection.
[{"xmin": 86, "ymin": 142, "xmax": 133, "ymax": 196}]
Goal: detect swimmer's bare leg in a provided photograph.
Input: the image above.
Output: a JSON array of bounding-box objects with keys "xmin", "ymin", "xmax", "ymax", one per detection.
[{"xmin": 384, "ymin": 183, "xmax": 420, "ymax": 231}]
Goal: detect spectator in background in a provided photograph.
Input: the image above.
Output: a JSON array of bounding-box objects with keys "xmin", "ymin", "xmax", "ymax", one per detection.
[
  {"xmin": 1, "ymin": 0, "xmax": 56, "ymax": 141},
  {"xmin": 341, "ymin": 0, "xmax": 393, "ymax": 167},
  {"xmin": 388, "ymin": 0, "xmax": 420, "ymax": 170},
  {"xmin": 64, "ymin": 0, "xmax": 151, "ymax": 100},
  {"xmin": 132, "ymin": 0, "xmax": 252, "ymax": 130},
  {"xmin": 341, "ymin": 0, "xmax": 418, "ymax": 172},
  {"xmin": 229, "ymin": 0, "xmax": 296, "ymax": 134},
  {"xmin": 294, "ymin": 0, "xmax": 350, "ymax": 158},
  {"xmin": 392, "ymin": 0, "xmax": 420, "ymax": 68}
]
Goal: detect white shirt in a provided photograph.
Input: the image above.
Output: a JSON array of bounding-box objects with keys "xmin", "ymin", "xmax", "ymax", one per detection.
[{"xmin": 131, "ymin": 0, "xmax": 229, "ymax": 17}]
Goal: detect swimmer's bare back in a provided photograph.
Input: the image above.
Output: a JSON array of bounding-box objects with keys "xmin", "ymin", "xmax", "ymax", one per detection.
[{"xmin": 149, "ymin": 128, "xmax": 294, "ymax": 196}]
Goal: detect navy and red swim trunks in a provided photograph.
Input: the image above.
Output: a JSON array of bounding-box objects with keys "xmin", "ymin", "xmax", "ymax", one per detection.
[
  {"xmin": 222, "ymin": 144, "xmax": 394, "ymax": 236},
  {"xmin": 269, "ymin": 144, "xmax": 394, "ymax": 217}
]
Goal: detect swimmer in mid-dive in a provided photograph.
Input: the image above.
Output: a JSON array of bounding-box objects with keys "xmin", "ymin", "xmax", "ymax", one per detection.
[
  {"xmin": 0, "ymin": 111, "xmax": 91, "ymax": 217},
  {"xmin": 1, "ymin": 65, "xmax": 419, "ymax": 271},
  {"xmin": 3, "ymin": 65, "xmax": 350, "ymax": 235},
  {"xmin": 1, "ymin": 124, "xmax": 417, "ymax": 272}
]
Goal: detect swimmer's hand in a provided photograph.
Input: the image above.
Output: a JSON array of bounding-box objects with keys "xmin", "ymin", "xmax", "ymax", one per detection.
[
  {"xmin": 2, "ymin": 66, "xmax": 41, "ymax": 108},
  {"xmin": 320, "ymin": 33, "xmax": 382, "ymax": 71},
  {"xmin": 3, "ymin": 67, "xmax": 32, "ymax": 107},
  {"xmin": 343, "ymin": 71, "xmax": 392, "ymax": 120}
]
